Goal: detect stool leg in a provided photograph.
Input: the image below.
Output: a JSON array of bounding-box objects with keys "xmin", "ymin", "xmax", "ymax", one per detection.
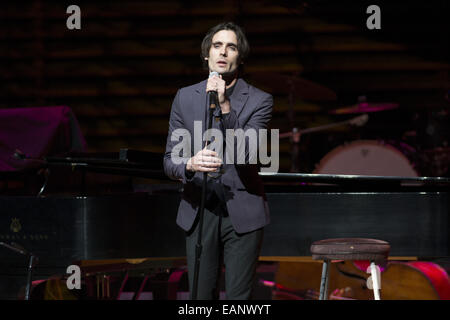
[
  {"xmin": 370, "ymin": 261, "xmax": 381, "ymax": 300},
  {"xmin": 319, "ymin": 260, "xmax": 330, "ymax": 300}
]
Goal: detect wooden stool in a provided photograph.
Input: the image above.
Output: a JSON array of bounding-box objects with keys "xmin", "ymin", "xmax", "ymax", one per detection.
[{"xmin": 310, "ymin": 238, "xmax": 390, "ymax": 300}]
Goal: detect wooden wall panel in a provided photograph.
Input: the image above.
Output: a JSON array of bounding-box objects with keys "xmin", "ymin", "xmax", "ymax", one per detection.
[{"xmin": 1, "ymin": 0, "xmax": 448, "ymax": 173}]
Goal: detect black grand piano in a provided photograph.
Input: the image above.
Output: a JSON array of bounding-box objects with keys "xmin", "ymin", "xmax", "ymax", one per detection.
[{"xmin": 1, "ymin": 147, "xmax": 449, "ymax": 299}]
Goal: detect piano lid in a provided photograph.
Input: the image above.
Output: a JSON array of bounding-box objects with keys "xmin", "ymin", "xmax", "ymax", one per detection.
[
  {"xmin": 259, "ymin": 172, "xmax": 450, "ymax": 186},
  {"xmin": 3, "ymin": 145, "xmax": 449, "ymax": 196}
]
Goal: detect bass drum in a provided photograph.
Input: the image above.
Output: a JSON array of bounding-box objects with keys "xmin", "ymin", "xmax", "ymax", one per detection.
[{"xmin": 313, "ymin": 140, "xmax": 419, "ymax": 177}]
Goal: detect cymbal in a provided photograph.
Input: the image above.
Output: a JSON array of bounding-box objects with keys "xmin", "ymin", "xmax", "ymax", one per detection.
[
  {"xmin": 329, "ymin": 102, "xmax": 399, "ymax": 114},
  {"xmin": 250, "ymin": 72, "xmax": 337, "ymax": 101}
]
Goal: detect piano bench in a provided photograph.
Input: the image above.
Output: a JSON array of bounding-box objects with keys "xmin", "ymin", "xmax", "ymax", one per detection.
[{"xmin": 310, "ymin": 238, "xmax": 390, "ymax": 300}]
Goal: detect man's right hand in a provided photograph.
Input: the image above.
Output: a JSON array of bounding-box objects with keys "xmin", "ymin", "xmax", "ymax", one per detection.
[{"xmin": 186, "ymin": 147, "xmax": 222, "ymax": 172}]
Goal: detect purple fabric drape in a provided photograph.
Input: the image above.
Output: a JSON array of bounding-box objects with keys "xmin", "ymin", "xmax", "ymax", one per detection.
[{"xmin": 0, "ymin": 106, "xmax": 87, "ymax": 171}]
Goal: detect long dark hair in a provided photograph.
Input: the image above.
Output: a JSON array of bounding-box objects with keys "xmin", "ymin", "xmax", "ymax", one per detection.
[{"xmin": 200, "ymin": 22, "xmax": 250, "ymax": 70}]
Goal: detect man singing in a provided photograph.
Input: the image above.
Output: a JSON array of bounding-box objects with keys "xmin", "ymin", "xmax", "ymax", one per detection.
[{"xmin": 163, "ymin": 22, "xmax": 273, "ymax": 300}]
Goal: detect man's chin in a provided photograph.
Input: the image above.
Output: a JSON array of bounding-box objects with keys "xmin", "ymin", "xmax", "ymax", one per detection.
[{"xmin": 218, "ymin": 70, "xmax": 238, "ymax": 79}]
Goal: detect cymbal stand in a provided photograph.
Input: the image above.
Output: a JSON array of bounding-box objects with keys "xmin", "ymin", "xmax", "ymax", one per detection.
[{"xmin": 287, "ymin": 77, "xmax": 301, "ymax": 172}]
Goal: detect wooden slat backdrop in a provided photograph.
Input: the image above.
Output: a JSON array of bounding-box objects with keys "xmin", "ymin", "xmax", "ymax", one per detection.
[{"xmin": 1, "ymin": 0, "xmax": 448, "ymax": 173}]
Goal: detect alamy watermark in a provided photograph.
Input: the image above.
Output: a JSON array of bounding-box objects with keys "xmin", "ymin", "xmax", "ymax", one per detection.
[
  {"xmin": 66, "ymin": 264, "xmax": 81, "ymax": 290},
  {"xmin": 171, "ymin": 121, "xmax": 279, "ymax": 172},
  {"xmin": 366, "ymin": 5, "xmax": 381, "ymax": 30},
  {"xmin": 65, "ymin": 5, "xmax": 381, "ymax": 31},
  {"xmin": 66, "ymin": 5, "xmax": 81, "ymax": 30}
]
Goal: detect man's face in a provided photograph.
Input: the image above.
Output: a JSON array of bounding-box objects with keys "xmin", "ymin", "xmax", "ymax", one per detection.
[{"xmin": 206, "ymin": 30, "xmax": 240, "ymax": 75}]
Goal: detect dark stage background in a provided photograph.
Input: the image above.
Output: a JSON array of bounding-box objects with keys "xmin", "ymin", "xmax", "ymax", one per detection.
[
  {"xmin": 0, "ymin": 0, "xmax": 449, "ymax": 174},
  {"xmin": 0, "ymin": 0, "xmax": 449, "ymax": 302}
]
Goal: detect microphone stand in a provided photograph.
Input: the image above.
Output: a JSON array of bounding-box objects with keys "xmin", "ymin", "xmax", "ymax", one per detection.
[
  {"xmin": 0, "ymin": 242, "xmax": 38, "ymax": 300},
  {"xmin": 192, "ymin": 91, "xmax": 217, "ymax": 300}
]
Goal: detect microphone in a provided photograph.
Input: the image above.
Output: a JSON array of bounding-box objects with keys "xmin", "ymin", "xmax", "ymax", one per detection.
[
  {"xmin": 13, "ymin": 149, "xmax": 27, "ymax": 160},
  {"xmin": 207, "ymin": 71, "xmax": 219, "ymax": 110},
  {"xmin": 13, "ymin": 149, "xmax": 46, "ymax": 163},
  {"xmin": 208, "ymin": 71, "xmax": 219, "ymax": 84}
]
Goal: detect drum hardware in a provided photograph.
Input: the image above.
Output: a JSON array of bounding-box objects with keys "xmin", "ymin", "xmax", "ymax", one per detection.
[
  {"xmin": 329, "ymin": 102, "xmax": 399, "ymax": 115},
  {"xmin": 418, "ymin": 146, "xmax": 450, "ymax": 177},
  {"xmin": 406, "ymin": 100, "xmax": 449, "ymax": 175},
  {"xmin": 251, "ymin": 72, "xmax": 337, "ymax": 172},
  {"xmin": 279, "ymin": 114, "xmax": 369, "ymax": 172},
  {"xmin": 250, "ymin": 72, "xmax": 337, "ymax": 102},
  {"xmin": 279, "ymin": 114, "xmax": 369, "ymax": 140},
  {"xmin": 313, "ymin": 140, "xmax": 419, "ymax": 177},
  {"xmin": 329, "ymin": 95, "xmax": 398, "ymax": 115},
  {"xmin": 413, "ymin": 107, "xmax": 449, "ymax": 149}
]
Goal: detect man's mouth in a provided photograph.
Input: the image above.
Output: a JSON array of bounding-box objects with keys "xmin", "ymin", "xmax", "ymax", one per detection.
[{"xmin": 217, "ymin": 61, "xmax": 227, "ymax": 67}]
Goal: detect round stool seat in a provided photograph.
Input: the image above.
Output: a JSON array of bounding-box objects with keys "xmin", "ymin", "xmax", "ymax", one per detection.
[{"xmin": 310, "ymin": 238, "xmax": 390, "ymax": 262}]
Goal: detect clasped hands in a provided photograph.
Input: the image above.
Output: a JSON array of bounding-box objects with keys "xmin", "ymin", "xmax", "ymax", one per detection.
[{"xmin": 186, "ymin": 147, "xmax": 222, "ymax": 173}]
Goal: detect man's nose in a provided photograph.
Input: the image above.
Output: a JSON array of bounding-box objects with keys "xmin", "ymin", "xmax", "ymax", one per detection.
[{"xmin": 220, "ymin": 47, "xmax": 227, "ymax": 56}]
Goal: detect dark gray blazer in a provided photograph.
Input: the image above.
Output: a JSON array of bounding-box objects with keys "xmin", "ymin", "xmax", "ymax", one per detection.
[{"xmin": 163, "ymin": 78, "xmax": 273, "ymax": 234}]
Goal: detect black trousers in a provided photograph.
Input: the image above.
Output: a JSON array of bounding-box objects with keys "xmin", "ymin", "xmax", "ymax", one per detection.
[{"xmin": 185, "ymin": 204, "xmax": 263, "ymax": 300}]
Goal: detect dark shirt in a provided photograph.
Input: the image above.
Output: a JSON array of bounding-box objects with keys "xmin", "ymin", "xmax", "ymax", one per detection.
[{"xmin": 221, "ymin": 81, "xmax": 235, "ymax": 119}]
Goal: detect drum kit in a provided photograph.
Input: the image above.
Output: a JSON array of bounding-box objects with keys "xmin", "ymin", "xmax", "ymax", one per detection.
[{"xmin": 253, "ymin": 72, "xmax": 449, "ymax": 177}]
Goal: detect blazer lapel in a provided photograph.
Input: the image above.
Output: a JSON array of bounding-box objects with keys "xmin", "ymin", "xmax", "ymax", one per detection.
[
  {"xmin": 194, "ymin": 80, "xmax": 208, "ymax": 134},
  {"xmin": 229, "ymin": 78, "xmax": 249, "ymax": 119}
]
